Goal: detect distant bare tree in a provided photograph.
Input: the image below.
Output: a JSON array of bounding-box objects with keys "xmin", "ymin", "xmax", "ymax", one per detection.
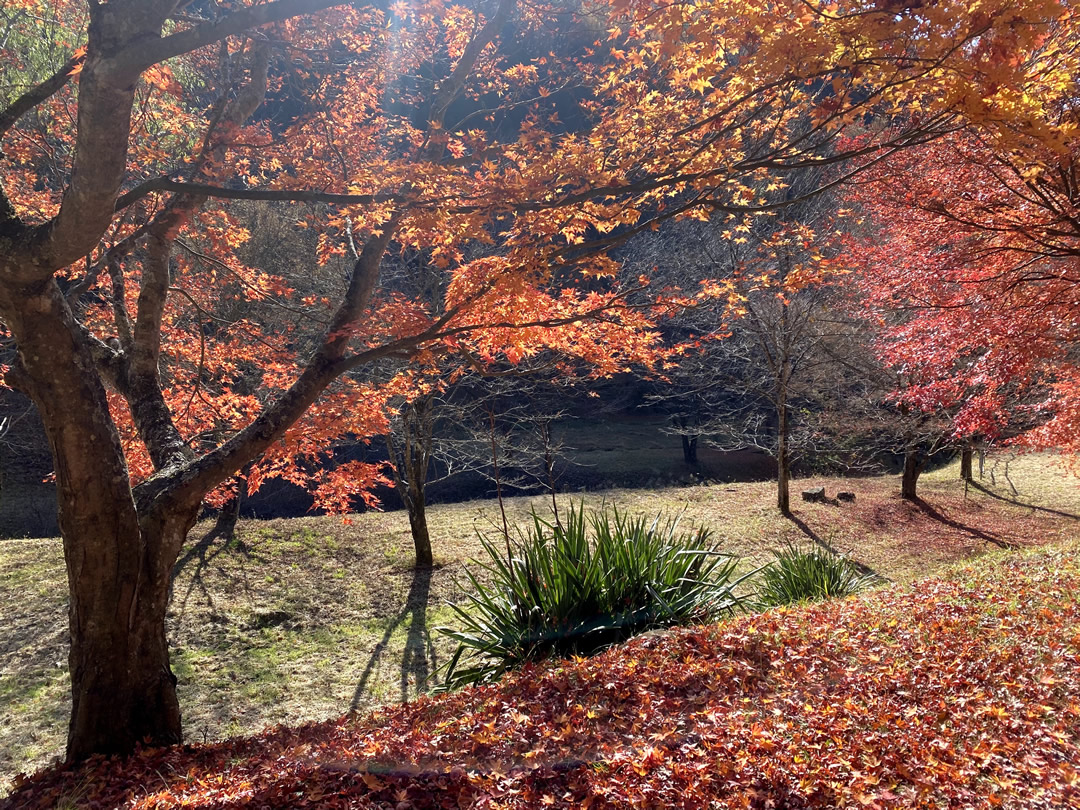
[
  {"xmin": 636, "ymin": 174, "xmax": 881, "ymax": 513},
  {"xmin": 433, "ymin": 369, "xmax": 579, "ymax": 529}
]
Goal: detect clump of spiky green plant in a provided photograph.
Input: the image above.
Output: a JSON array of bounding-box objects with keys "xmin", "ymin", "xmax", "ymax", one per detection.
[
  {"xmin": 438, "ymin": 503, "xmax": 751, "ymax": 688},
  {"xmin": 757, "ymin": 543, "xmax": 877, "ymax": 608}
]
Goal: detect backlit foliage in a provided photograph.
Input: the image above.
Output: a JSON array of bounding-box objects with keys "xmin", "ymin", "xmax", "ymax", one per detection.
[
  {"xmin": 845, "ymin": 10, "xmax": 1080, "ymax": 451},
  {"xmin": 1, "ymin": 0, "xmax": 1070, "ymax": 510}
]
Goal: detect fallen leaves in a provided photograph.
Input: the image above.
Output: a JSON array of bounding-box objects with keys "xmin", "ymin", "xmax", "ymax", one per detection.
[{"xmin": 6, "ymin": 546, "xmax": 1080, "ymax": 808}]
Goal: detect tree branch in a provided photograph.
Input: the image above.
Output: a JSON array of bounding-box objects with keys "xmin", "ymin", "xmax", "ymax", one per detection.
[
  {"xmin": 114, "ymin": 178, "xmax": 408, "ymax": 212},
  {"xmin": 0, "ymin": 52, "xmax": 85, "ymax": 139},
  {"xmin": 115, "ymin": 0, "xmax": 348, "ymax": 75}
]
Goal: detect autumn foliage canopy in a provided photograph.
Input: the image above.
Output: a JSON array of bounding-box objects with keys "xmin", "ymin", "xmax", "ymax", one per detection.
[
  {"xmin": 2, "ymin": 0, "xmax": 1072, "ymax": 505},
  {"xmin": 0, "ymin": 0, "xmax": 1077, "ymax": 769},
  {"xmin": 845, "ymin": 10, "xmax": 1080, "ymax": 450}
]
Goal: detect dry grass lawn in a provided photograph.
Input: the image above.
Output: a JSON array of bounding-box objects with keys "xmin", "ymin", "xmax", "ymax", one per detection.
[{"xmin": 1, "ymin": 451, "xmax": 1078, "ymax": 794}]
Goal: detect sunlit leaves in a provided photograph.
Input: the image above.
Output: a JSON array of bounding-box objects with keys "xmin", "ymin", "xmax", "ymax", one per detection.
[
  {"xmin": 846, "ymin": 115, "xmax": 1080, "ymax": 449},
  {"xmin": 2, "ymin": 0, "xmax": 1071, "ymax": 514}
]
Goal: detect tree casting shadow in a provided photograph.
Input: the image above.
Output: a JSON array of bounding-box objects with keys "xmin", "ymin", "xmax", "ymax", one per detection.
[{"xmin": 350, "ymin": 565, "xmax": 438, "ymax": 711}]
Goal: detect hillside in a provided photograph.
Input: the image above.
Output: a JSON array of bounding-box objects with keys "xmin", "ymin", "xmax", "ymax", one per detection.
[
  {"xmin": 1, "ymin": 452, "xmax": 1079, "ymax": 796},
  {"xmin": 6, "ymin": 542, "xmax": 1079, "ymax": 808}
]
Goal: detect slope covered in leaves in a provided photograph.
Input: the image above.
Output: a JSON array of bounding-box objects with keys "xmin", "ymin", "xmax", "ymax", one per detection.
[{"xmin": 7, "ymin": 546, "xmax": 1079, "ymax": 809}]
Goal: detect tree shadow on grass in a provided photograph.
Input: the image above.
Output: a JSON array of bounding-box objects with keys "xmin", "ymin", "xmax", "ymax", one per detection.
[
  {"xmin": 786, "ymin": 513, "xmax": 883, "ymax": 580},
  {"xmin": 169, "ymin": 516, "xmax": 250, "ymax": 620},
  {"xmin": 911, "ymin": 497, "xmax": 1017, "ymax": 550},
  {"xmin": 350, "ymin": 565, "xmax": 437, "ymax": 711},
  {"xmin": 968, "ymin": 480, "xmax": 1080, "ymax": 521}
]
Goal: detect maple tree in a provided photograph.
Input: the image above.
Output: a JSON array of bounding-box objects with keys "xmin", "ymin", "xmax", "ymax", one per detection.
[
  {"xmin": 0, "ymin": 0, "xmax": 1068, "ymax": 765},
  {"xmin": 846, "ymin": 9, "xmax": 1080, "ymax": 460}
]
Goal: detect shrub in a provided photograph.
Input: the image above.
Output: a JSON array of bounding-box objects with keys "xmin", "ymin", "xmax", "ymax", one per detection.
[
  {"xmin": 438, "ymin": 503, "xmax": 750, "ymax": 688},
  {"xmin": 757, "ymin": 544, "xmax": 876, "ymax": 608}
]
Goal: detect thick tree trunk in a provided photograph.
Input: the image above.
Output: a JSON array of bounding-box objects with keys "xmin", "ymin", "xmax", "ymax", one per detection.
[
  {"xmin": 66, "ymin": 516, "xmax": 191, "ymax": 760},
  {"xmin": 0, "ymin": 280, "xmax": 200, "ymax": 760},
  {"xmin": 681, "ymin": 434, "xmax": 698, "ymax": 465},
  {"xmin": 960, "ymin": 447, "xmax": 973, "ymax": 482},
  {"xmin": 902, "ymin": 450, "xmax": 924, "ymax": 500}
]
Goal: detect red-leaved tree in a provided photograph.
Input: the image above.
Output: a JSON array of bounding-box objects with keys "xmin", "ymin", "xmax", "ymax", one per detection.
[{"xmin": 849, "ymin": 44, "xmax": 1079, "ymax": 456}]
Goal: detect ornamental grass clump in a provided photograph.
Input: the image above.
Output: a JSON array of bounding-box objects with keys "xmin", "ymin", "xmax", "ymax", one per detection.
[
  {"xmin": 757, "ymin": 543, "xmax": 877, "ymax": 608},
  {"xmin": 438, "ymin": 503, "xmax": 750, "ymax": 688}
]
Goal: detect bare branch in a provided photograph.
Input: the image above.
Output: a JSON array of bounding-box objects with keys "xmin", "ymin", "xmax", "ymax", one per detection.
[{"xmin": 0, "ymin": 52, "xmax": 84, "ymax": 139}]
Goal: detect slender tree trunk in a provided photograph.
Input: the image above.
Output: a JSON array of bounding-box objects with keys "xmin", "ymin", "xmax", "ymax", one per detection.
[
  {"xmin": 902, "ymin": 450, "xmax": 924, "ymax": 500},
  {"xmin": 538, "ymin": 420, "xmax": 561, "ymax": 526},
  {"xmin": 387, "ymin": 396, "xmax": 436, "ymax": 568},
  {"xmin": 776, "ymin": 379, "xmax": 791, "ymax": 515},
  {"xmin": 960, "ymin": 447, "xmax": 973, "ymax": 482},
  {"xmin": 681, "ymin": 434, "xmax": 698, "ymax": 465},
  {"xmin": 774, "ymin": 281, "xmax": 793, "ymax": 516},
  {"xmin": 212, "ymin": 472, "xmax": 247, "ymax": 540},
  {"xmin": 407, "ymin": 480, "xmax": 433, "ymax": 567},
  {"xmin": 546, "ymin": 452, "xmax": 560, "ymax": 527},
  {"xmin": 777, "ymin": 418, "xmax": 791, "ymax": 514},
  {"xmin": 487, "ymin": 404, "xmax": 510, "ymax": 547}
]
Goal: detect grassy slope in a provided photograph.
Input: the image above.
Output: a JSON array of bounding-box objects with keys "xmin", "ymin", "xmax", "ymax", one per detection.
[
  {"xmin": 7, "ymin": 538, "xmax": 1079, "ymax": 808},
  {"xmin": 1, "ymin": 452, "xmax": 1079, "ymax": 794}
]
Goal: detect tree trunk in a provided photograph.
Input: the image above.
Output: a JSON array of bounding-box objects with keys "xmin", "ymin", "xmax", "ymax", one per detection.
[
  {"xmin": 533, "ymin": 418, "xmax": 562, "ymax": 525},
  {"xmin": 0, "ymin": 280, "xmax": 202, "ymax": 760},
  {"xmin": 487, "ymin": 404, "xmax": 510, "ymax": 546},
  {"xmin": 681, "ymin": 434, "xmax": 698, "ymax": 465},
  {"xmin": 776, "ymin": 383, "xmax": 791, "ymax": 515},
  {"xmin": 387, "ymin": 396, "xmax": 436, "ymax": 568},
  {"xmin": 902, "ymin": 450, "xmax": 924, "ymax": 500},
  {"xmin": 66, "ymin": 524, "xmax": 177, "ymax": 759},
  {"xmin": 777, "ymin": 441, "xmax": 791, "ymax": 514},
  {"xmin": 65, "ymin": 508, "xmax": 197, "ymax": 761},
  {"xmin": 407, "ymin": 480, "xmax": 433, "ymax": 567},
  {"xmin": 774, "ymin": 286, "xmax": 793, "ymax": 516},
  {"xmin": 212, "ymin": 481, "xmax": 244, "ymax": 540},
  {"xmin": 960, "ymin": 447, "xmax": 973, "ymax": 481}
]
